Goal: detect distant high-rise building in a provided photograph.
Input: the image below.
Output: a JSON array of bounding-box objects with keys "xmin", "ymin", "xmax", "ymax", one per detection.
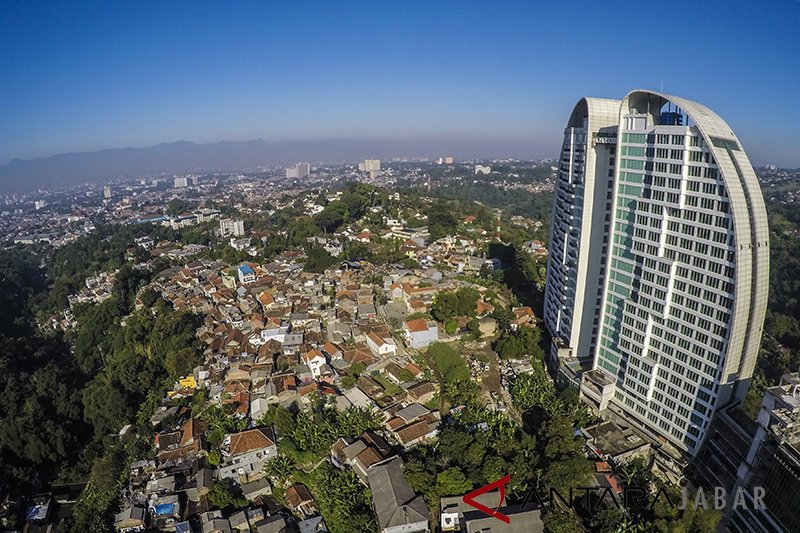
[
  {"xmin": 103, "ymin": 185, "xmax": 112, "ymax": 199},
  {"xmin": 437, "ymin": 156, "xmax": 454, "ymax": 165},
  {"xmin": 219, "ymin": 218, "xmax": 245, "ymax": 237},
  {"xmin": 475, "ymin": 165, "xmax": 492, "ymax": 175},
  {"xmin": 34, "ymin": 200, "xmax": 46, "ymax": 210},
  {"xmin": 173, "ymin": 176, "xmax": 188, "ymax": 188},
  {"xmin": 286, "ymin": 163, "xmax": 311, "ymax": 179},
  {"xmin": 358, "ymin": 159, "xmax": 381, "ymax": 179},
  {"xmin": 545, "ymin": 90, "xmax": 769, "ymax": 457},
  {"xmin": 359, "ymin": 159, "xmax": 381, "ymax": 171}
]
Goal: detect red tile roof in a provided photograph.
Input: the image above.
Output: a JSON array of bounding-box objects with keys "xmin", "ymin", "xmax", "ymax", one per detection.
[
  {"xmin": 285, "ymin": 484, "xmax": 314, "ymax": 508},
  {"xmin": 228, "ymin": 428, "xmax": 275, "ymax": 456},
  {"xmin": 396, "ymin": 420, "xmax": 432, "ymax": 445},
  {"xmin": 258, "ymin": 292, "xmax": 274, "ymax": 306},
  {"xmin": 302, "ymin": 348, "xmax": 325, "ymax": 363},
  {"xmin": 404, "ymin": 318, "xmax": 430, "ymax": 333}
]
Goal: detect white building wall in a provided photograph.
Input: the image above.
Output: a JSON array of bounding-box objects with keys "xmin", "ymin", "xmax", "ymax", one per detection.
[{"xmin": 543, "ymin": 98, "xmax": 621, "ymax": 363}]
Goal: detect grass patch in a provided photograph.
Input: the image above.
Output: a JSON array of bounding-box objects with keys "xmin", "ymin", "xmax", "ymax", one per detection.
[{"xmin": 373, "ymin": 373, "xmax": 404, "ymax": 396}]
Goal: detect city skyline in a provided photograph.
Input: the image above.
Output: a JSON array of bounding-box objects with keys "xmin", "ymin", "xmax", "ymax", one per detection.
[{"xmin": 2, "ymin": 1, "xmax": 800, "ymax": 168}]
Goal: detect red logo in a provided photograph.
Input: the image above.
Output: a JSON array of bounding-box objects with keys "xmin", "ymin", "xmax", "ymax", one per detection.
[{"xmin": 462, "ymin": 474, "xmax": 511, "ymax": 523}]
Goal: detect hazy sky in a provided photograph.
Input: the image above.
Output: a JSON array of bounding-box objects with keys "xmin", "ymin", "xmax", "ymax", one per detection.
[{"xmin": 2, "ymin": 0, "xmax": 799, "ymax": 166}]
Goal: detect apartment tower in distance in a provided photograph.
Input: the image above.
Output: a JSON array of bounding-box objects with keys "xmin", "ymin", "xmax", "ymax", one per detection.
[
  {"xmin": 286, "ymin": 162, "xmax": 311, "ymax": 179},
  {"xmin": 544, "ymin": 90, "xmax": 769, "ymax": 457}
]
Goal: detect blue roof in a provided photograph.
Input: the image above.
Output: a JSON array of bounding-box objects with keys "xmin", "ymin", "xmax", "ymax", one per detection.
[
  {"xmin": 135, "ymin": 215, "xmax": 168, "ymax": 224},
  {"xmin": 238, "ymin": 264, "xmax": 254, "ymax": 275},
  {"xmin": 26, "ymin": 503, "xmax": 49, "ymax": 521},
  {"xmin": 154, "ymin": 503, "xmax": 175, "ymax": 516}
]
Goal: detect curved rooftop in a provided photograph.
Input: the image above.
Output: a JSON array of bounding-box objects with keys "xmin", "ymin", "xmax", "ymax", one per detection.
[{"xmin": 620, "ymin": 89, "xmax": 770, "ymax": 408}]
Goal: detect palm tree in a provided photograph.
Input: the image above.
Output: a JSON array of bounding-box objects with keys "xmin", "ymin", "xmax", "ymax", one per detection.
[
  {"xmin": 613, "ymin": 518, "xmax": 650, "ymax": 532},
  {"xmin": 264, "ymin": 454, "xmax": 295, "ymax": 484}
]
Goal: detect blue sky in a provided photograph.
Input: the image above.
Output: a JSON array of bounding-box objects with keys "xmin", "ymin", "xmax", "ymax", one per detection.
[{"xmin": 2, "ymin": 0, "xmax": 799, "ymax": 166}]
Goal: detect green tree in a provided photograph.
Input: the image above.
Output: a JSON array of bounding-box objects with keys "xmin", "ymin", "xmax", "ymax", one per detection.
[
  {"xmin": 304, "ymin": 246, "xmax": 337, "ymax": 273},
  {"xmin": 66, "ymin": 447, "xmax": 127, "ymax": 533},
  {"xmin": 73, "ymin": 299, "xmax": 120, "ymax": 374},
  {"xmin": 427, "ymin": 201, "xmax": 458, "ymax": 240},
  {"xmin": 334, "ymin": 407, "xmax": 381, "ymax": 437},
  {"xmin": 208, "ymin": 478, "xmax": 248, "ymax": 509},
  {"xmin": 264, "ymin": 454, "xmax": 296, "ymax": 484},
  {"xmin": 589, "ymin": 506, "xmax": 625, "ymax": 533},
  {"xmin": 495, "ymin": 326, "xmax": 544, "ymax": 361},
  {"xmin": 510, "ymin": 368, "xmax": 558, "ymax": 415},
  {"xmin": 139, "ymin": 287, "xmax": 160, "ymax": 308},
  {"xmin": 314, "ymin": 201, "xmax": 348, "ymax": 232},
  {"xmin": 436, "ymin": 467, "xmax": 473, "ymax": 496},
  {"xmin": 315, "ymin": 463, "xmax": 377, "ymax": 533},
  {"xmin": 430, "ymin": 287, "xmax": 480, "ymax": 322},
  {"xmin": 538, "ymin": 417, "xmax": 592, "ymax": 495},
  {"xmin": 113, "ymin": 264, "xmax": 150, "ymax": 308},
  {"xmin": 650, "ymin": 484, "xmax": 721, "ymax": 533},
  {"xmin": 349, "ymin": 362, "xmax": 366, "ymax": 376},
  {"xmin": 82, "ymin": 374, "xmax": 133, "ymax": 437},
  {"xmin": 467, "ymin": 317, "xmax": 481, "ymax": 339},
  {"xmin": 166, "ymin": 198, "xmax": 190, "ymax": 216},
  {"xmin": 543, "ymin": 510, "xmax": 580, "ymax": 533}
]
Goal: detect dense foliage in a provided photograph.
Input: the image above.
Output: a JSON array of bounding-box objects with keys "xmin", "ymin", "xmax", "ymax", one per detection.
[
  {"xmin": 495, "ymin": 326, "xmax": 545, "ymax": 361},
  {"xmin": 0, "ymin": 249, "xmax": 89, "ymax": 494},
  {"xmin": 0, "ymin": 226, "xmax": 203, "ymax": 532},
  {"xmin": 36, "ymin": 223, "xmax": 169, "ymax": 314},
  {"xmin": 258, "ymin": 403, "xmax": 381, "ymax": 466},
  {"xmin": 430, "ymin": 287, "xmax": 480, "ymax": 322},
  {"xmin": 743, "ymin": 205, "xmax": 800, "ymax": 416},
  {"xmin": 314, "ymin": 182, "xmax": 388, "ymax": 233},
  {"xmin": 411, "ymin": 178, "xmax": 553, "ymax": 241},
  {"xmin": 404, "ymin": 409, "xmax": 536, "ymax": 504},
  {"xmin": 314, "ymin": 463, "xmax": 376, "ymax": 533},
  {"xmin": 303, "ymin": 245, "xmax": 337, "ymax": 273}
]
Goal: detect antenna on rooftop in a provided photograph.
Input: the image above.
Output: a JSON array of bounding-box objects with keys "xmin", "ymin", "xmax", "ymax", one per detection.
[{"xmin": 660, "ymin": 78, "xmax": 664, "ymax": 93}]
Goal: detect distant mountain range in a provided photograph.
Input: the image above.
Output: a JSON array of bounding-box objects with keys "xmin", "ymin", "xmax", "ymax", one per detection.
[{"xmin": 0, "ymin": 138, "xmax": 548, "ymax": 193}]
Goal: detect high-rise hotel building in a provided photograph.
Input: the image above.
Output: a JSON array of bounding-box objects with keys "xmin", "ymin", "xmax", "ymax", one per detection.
[
  {"xmin": 544, "ymin": 90, "xmax": 769, "ymax": 455},
  {"xmin": 544, "ymin": 97, "xmax": 621, "ymax": 362}
]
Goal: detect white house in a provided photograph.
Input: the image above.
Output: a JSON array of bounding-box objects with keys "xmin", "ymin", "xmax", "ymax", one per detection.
[
  {"xmin": 250, "ymin": 397, "xmax": 270, "ymax": 422},
  {"xmin": 366, "ymin": 332, "xmax": 397, "ymax": 358},
  {"xmin": 403, "ymin": 319, "xmax": 439, "ymax": 350},
  {"xmin": 301, "ymin": 349, "xmax": 327, "ymax": 379},
  {"xmin": 249, "ymin": 323, "xmax": 290, "ymax": 347},
  {"xmin": 218, "ymin": 428, "xmax": 277, "ymax": 484}
]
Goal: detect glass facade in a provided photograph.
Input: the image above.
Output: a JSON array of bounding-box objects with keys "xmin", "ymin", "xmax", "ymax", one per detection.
[{"xmin": 597, "ymin": 122, "xmax": 736, "ymax": 453}]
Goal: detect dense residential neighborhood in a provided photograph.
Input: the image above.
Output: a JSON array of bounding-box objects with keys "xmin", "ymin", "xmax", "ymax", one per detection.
[
  {"xmin": 0, "ymin": 159, "xmax": 797, "ymax": 533},
  {"xmin": 0, "ymin": 162, "xmax": 565, "ymax": 533}
]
